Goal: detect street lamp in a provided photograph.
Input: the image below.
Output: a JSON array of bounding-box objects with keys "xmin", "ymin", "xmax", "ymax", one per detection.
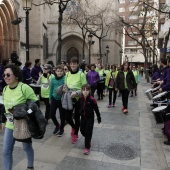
[
  {"xmin": 106, "ymin": 45, "xmax": 109, "ymax": 64},
  {"xmin": 152, "ymin": 30, "xmax": 158, "ymax": 64},
  {"xmin": 88, "ymin": 34, "xmax": 93, "ymax": 65},
  {"xmin": 22, "ymin": 0, "xmax": 33, "ymax": 61},
  {"xmin": 119, "ymin": 50, "xmax": 123, "ymax": 66},
  {"xmin": 145, "ymin": 43, "xmax": 150, "ymax": 82}
]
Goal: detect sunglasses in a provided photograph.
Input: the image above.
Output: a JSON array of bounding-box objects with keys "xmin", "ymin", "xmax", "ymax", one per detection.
[
  {"xmin": 44, "ymin": 68, "xmax": 49, "ymax": 70},
  {"xmin": 3, "ymin": 73, "xmax": 13, "ymax": 78},
  {"xmin": 64, "ymin": 68, "xmax": 68, "ymax": 71}
]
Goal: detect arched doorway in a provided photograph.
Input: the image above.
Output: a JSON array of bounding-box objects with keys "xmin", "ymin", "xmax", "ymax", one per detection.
[
  {"xmin": 0, "ymin": 0, "xmax": 19, "ymax": 61},
  {"xmin": 67, "ymin": 47, "xmax": 79, "ymax": 63}
]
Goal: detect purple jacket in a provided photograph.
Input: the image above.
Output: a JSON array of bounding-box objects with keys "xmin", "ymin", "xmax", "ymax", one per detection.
[
  {"xmin": 162, "ymin": 68, "xmax": 170, "ymax": 91},
  {"xmin": 31, "ymin": 65, "xmax": 43, "ymax": 82},
  {"xmin": 86, "ymin": 70, "xmax": 100, "ymax": 87},
  {"xmin": 22, "ymin": 66, "xmax": 32, "ymax": 85},
  {"xmin": 160, "ymin": 66, "xmax": 169, "ymax": 81},
  {"xmin": 152, "ymin": 70, "xmax": 160, "ymax": 81}
]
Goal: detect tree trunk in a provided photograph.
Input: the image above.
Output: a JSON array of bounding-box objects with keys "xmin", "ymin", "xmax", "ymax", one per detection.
[
  {"xmin": 99, "ymin": 38, "xmax": 102, "ymax": 63},
  {"xmin": 57, "ymin": 8, "xmax": 63, "ymax": 65}
]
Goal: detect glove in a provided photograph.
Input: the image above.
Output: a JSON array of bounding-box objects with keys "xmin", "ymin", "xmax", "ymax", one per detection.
[{"xmin": 97, "ymin": 117, "xmax": 101, "ymax": 124}]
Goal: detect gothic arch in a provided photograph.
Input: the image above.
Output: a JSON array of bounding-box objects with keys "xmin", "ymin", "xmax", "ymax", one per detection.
[{"xmin": 0, "ymin": 0, "xmax": 19, "ymax": 61}]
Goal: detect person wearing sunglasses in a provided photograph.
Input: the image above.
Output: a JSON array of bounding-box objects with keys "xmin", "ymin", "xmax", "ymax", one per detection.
[
  {"xmin": 37, "ymin": 64, "xmax": 54, "ymax": 124},
  {"xmin": 63, "ymin": 65, "xmax": 70, "ymax": 75},
  {"xmin": 2, "ymin": 64, "xmax": 38, "ymax": 170}
]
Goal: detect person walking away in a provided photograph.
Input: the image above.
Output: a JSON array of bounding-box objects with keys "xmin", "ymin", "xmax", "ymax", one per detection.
[
  {"xmin": 49, "ymin": 65, "xmax": 65, "ymax": 136},
  {"xmin": 64, "ymin": 57, "xmax": 87, "ymax": 143},
  {"xmin": 37, "ymin": 64, "xmax": 54, "ymax": 124},
  {"xmin": 22, "ymin": 61, "xmax": 32, "ymax": 85},
  {"xmin": 86, "ymin": 64, "xmax": 100, "ymax": 97},
  {"xmin": 115, "ymin": 62, "xmax": 136, "ymax": 114},
  {"xmin": 79, "ymin": 84, "xmax": 101, "ymax": 155},
  {"xmin": 2, "ymin": 64, "xmax": 38, "ymax": 170},
  {"xmin": 130, "ymin": 65, "xmax": 140, "ymax": 97},
  {"xmin": 96, "ymin": 64, "xmax": 106, "ymax": 100},
  {"xmin": 105, "ymin": 64, "xmax": 118, "ymax": 107}
]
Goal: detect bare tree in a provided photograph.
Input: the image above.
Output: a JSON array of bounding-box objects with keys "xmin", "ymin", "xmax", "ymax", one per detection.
[
  {"xmin": 67, "ymin": 0, "xmax": 115, "ymax": 61},
  {"xmin": 33, "ymin": 0, "xmax": 72, "ymax": 64}
]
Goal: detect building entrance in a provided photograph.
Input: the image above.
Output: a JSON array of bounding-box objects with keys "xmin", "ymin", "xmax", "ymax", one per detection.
[{"xmin": 67, "ymin": 47, "xmax": 79, "ymax": 63}]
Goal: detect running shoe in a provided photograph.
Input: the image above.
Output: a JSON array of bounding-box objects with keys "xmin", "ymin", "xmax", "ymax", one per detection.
[
  {"xmin": 84, "ymin": 148, "xmax": 90, "ymax": 155},
  {"xmin": 72, "ymin": 135, "xmax": 78, "ymax": 144}
]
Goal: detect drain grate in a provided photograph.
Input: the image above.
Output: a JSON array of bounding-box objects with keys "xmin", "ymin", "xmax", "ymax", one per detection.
[{"xmin": 105, "ymin": 143, "xmax": 137, "ymax": 160}]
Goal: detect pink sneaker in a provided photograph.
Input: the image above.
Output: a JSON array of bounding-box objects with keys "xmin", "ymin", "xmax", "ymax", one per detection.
[
  {"xmin": 122, "ymin": 106, "xmax": 124, "ymax": 111},
  {"xmin": 84, "ymin": 148, "xmax": 90, "ymax": 155},
  {"xmin": 72, "ymin": 135, "xmax": 78, "ymax": 144},
  {"xmin": 71, "ymin": 128, "xmax": 75, "ymax": 137},
  {"xmin": 123, "ymin": 109, "xmax": 128, "ymax": 114},
  {"xmin": 107, "ymin": 104, "xmax": 112, "ymax": 108}
]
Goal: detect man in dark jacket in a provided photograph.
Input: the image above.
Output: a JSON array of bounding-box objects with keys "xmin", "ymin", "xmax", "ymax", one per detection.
[
  {"xmin": 31, "ymin": 59, "xmax": 43, "ymax": 83},
  {"xmin": 22, "ymin": 61, "xmax": 32, "ymax": 85}
]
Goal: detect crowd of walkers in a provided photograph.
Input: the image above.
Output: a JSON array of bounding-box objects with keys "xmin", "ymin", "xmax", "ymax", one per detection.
[{"xmin": 0, "ymin": 55, "xmax": 143, "ymax": 170}]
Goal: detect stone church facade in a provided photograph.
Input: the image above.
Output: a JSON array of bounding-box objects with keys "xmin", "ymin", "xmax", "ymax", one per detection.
[{"xmin": 0, "ymin": 0, "xmax": 123, "ymax": 66}]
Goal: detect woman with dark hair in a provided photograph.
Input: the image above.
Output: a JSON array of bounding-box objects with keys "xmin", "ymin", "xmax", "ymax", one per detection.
[
  {"xmin": 63, "ymin": 65, "xmax": 70, "ymax": 75},
  {"xmin": 2, "ymin": 64, "xmax": 38, "ymax": 170},
  {"xmin": 86, "ymin": 64, "xmax": 100, "ymax": 97},
  {"xmin": 105, "ymin": 64, "xmax": 118, "ymax": 107},
  {"xmin": 151, "ymin": 64, "xmax": 160, "ymax": 83},
  {"xmin": 115, "ymin": 62, "xmax": 136, "ymax": 114},
  {"xmin": 22, "ymin": 61, "xmax": 32, "ymax": 85}
]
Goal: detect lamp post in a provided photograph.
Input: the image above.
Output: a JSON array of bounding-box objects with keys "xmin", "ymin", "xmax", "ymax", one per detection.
[
  {"xmin": 152, "ymin": 30, "xmax": 158, "ymax": 64},
  {"xmin": 22, "ymin": 0, "xmax": 32, "ymax": 61},
  {"xmin": 106, "ymin": 45, "xmax": 109, "ymax": 64},
  {"xmin": 119, "ymin": 50, "xmax": 123, "ymax": 66},
  {"xmin": 145, "ymin": 44, "xmax": 150, "ymax": 82},
  {"xmin": 88, "ymin": 34, "xmax": 93, "ymax": 65}
]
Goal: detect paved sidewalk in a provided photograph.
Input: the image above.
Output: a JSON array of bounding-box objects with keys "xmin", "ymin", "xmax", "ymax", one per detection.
[{"xmin": 0, "ymin": 77, "xmax": 170, "ymax": 170}]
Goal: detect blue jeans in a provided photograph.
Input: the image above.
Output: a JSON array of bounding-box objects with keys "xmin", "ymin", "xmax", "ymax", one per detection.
[{"xmin": 3, "ymin": 128, "xmax": 34, "ymax": 170}]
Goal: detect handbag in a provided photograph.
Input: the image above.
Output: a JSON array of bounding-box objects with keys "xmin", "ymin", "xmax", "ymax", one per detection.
[
  {"xmin": 109, "ymin": 73, "xmax": 114, "ymax": 87},
  {"xmin": 13, "ymin": 118, "xmax": 31, "ymax": 141}
]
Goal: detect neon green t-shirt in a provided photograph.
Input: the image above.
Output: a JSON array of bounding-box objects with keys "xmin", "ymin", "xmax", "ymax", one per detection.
[
  {"xmin": 124, "ymin": 71, "xmax": 128, "ymax": 89},
  {"xmin": 65, "ymin": 71, "xmax": 87, "ymax": 90},
  {"xmin": 132, "ymin": 70, "xmax": 139, "ymax": 83},
  {"xmin": 40, "ymin": 74, "xmax": 54, "ymax": 98},
  {"xmin": 2, "ymin": 82, "xmax": 38, "ymax": 130}
]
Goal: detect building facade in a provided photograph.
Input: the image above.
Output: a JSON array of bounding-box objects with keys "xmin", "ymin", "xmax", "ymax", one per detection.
[
  {"xmin": 0, "ymin": 0, "xmax": 123, "ymax": 66},
  {"xmin": 118, "ymin": 0, "xmax": 159, "ymax": 67}
]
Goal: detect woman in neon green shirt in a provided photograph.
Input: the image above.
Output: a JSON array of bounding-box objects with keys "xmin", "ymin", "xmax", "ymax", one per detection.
[
  {"xmin": 37, "ymin": 64, "xmax": 54, "ymax": 123},
  {"xmin": 2, "ymin": 65, "xmax": 38, "ymax": 170}
]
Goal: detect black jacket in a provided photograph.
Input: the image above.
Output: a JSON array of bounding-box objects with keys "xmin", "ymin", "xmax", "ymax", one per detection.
[
  {"xmin": 115, "ymin": 70, "xmax": 136, "ymax": 91},
  {"xmin": 79, "ymin": 95, "xmax": 101, "ymax": 120},
  {"xmin": 12, "ymin": 100, "xmax": 46, "ymax": 139}
]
